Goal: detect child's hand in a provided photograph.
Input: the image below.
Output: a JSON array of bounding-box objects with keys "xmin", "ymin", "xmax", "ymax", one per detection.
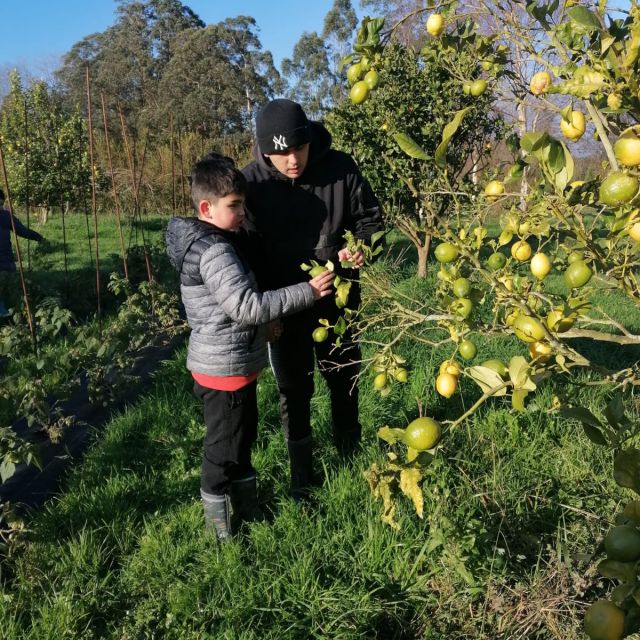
[
  {"xmin": 308, "ymin": 269, "xmax": 334, "ymax": 300},
  {"xmin": 337, "ymin": 247, "xmax": 364, "ymax": 268}
]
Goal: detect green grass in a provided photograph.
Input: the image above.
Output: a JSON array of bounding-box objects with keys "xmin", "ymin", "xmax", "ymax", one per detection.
[
  {"xmin": 1, "ymin": 235, "xmax": 638, "ymax": 638},
  {"xmin": 10, "ymin": 212, "xmax": 172, "ymax": 316}
]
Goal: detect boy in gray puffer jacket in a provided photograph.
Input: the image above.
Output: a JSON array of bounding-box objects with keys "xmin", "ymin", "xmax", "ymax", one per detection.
[{"xmin": 166, "ymin": 153, "xmax": 333, "ymax": 540}]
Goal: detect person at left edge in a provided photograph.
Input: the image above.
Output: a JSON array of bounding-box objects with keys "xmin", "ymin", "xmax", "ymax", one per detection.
[{"xmin": 0, "ymin": 188, "xmax": 44, "ymax": 317}]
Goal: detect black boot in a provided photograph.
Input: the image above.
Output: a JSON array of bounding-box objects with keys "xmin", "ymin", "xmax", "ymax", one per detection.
[
  {"xmin": 286, "ymin": 436, "xmax": 315, "ymax": 502},
  {"xmin": 230, "ymin": 476, "xmax": 266, "ymax": 524},
  {"xmin": 334, "ymin": 424, "xmax": 362, "ymax": 459},
  {"xmin": 201, "ymin": 490, "xmax": 231, "ymax": 541}
]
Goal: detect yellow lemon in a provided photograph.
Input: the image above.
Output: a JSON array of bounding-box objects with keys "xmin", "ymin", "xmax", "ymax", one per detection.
[{"xmin": 560, "ymin": 110, "xmax": 586, "ymax": 142}]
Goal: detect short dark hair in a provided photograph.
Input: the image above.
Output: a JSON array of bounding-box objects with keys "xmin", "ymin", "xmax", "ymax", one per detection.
[{"xmin": 190, "ymin": 153, "xmax": 247, "ymax": 212}]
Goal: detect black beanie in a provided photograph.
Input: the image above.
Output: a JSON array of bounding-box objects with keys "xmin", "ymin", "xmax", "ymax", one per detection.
[{"xmin": 256, "ymin": 99, "xmax": 311, "ymax": 154}]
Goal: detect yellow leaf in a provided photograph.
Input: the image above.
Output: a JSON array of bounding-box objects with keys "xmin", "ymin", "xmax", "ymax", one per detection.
[
  {"xmin": 379, "ymin": 479, "xmax": 400, "ymax": 530},
  {"xmin": 400, "ymin": 468, "xmax": 424, "ymax": 518}
]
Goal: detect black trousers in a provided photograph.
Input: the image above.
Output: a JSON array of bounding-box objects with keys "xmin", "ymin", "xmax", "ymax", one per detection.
[
  {"xmin": 193, "ymin": 380, "xmax": 258, "ymax": 495},
  {"xmin": 268, "ymin": 306, "xmax": 361, "ymax": 448}
]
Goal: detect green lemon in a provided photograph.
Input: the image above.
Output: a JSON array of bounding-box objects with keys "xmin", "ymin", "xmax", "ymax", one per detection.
[
  {"xmin": 513, "ymin": 315, "xmax": 546, "ymax": 343},
  {"xmin": 312, "ymin": 327, "xmax": 329, "ymax": 343},
  {"xmin": 481, "ymin": 359, "xmax": 507, "ymax": 377},
  {"xmin": 470, "ymin": 79, "xmax": 487, "ymax": 97},
  {"xmin": 452, "ymin": 277, "xmax": 471, "ymax": 298},
  {"xmin": 350, "ymin": 81, "xmax": 370, "ymax": 105},
  {"xmin": 403, "ymin": 417, "xmax": 442, "ymax": 451},
  {"xmin": 435, "ymin": 242, "xmax": 459, "ymax": 263},
  {"xmin": 599, "ymin": 171, "xmax": 639, "ymax": 207},
  {"xmin": 487, "ymin": 252, "xmax": 506, "ymax": 271},
  {"xmin": 458, "ymin": 339, "xmax": 477, "ymax": 360},
  {"xmin": 564, "ymin": 259, "xmax": 592, "ymax": 289}
]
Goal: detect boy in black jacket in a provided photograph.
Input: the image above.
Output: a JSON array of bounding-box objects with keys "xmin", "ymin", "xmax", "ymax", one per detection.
[{"xmin": 242, "ymin": 99, "xmax": 384, "ymax": 500}]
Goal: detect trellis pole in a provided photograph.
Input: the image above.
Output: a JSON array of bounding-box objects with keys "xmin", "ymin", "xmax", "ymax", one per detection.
[
  {"xmin": 0, "ymin": 140, "xmax": 37, "ymax": 352},
  {"xmin": 100, "ymin": 92, "xmax": 128, "ymax": 280}
]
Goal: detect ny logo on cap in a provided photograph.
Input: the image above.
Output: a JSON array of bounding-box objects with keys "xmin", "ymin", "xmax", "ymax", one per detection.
[{"xmin": 273, "ymin": 135, "xmax": 287, "ymax": 151}]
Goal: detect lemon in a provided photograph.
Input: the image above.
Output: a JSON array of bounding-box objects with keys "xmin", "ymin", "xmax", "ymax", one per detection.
[
  {"xmin": 346, "ymin": 63, "xmax": 363, "ymax": 85},
  {"xmin": 584, "ymin": 600, "xmax": 624, "ymax": 640},
  {"xmin": 470, "ymin": 79, "xmax": 487, "ymax": 97},
  {"xmin": 426, "ymin": 13, "xmax": 445, "ymax": 36},
  {"xmin": 529, "ymin": 341, "xmax": 552, "ymax": 361},
  {"xmin": 481, "ymin": 359, "xmax": 507, "ymax": 376},
  {"xmin": 530, "ymin": 252, "xmax": 551, "ymax": 279},
  {"xmin": 614, "ymin": 134, "xmax": 640, "ymax": 167},
  {"xmin": 487, "ymin": 252, "xmax": 506, "ymax": 271},
  {"xmin": 629, "ymin": 221, "xmax": 640, "ymax": 241},
  {"xmin": 434, "ymin": 242, "xmax": 459, "ymax": 263},
  {"xmin": 309, "ymin": 265, "xmax": 328, "ymax": 277},
  {"xmin": 394, "ymin": 368, "xmax": 408, "ymax": 383},
  {"xmin": 350, "ymin": 81, "xmax": 370, "ymax": 105},
  {"xmin": 439, "ymin": 360, "xmax": 461, "ymax": 377},
  {"xmin": 564, "ymin": 259, "xmax": 592, "ymax": 289},
  {"xmin": 436, "ymin": 372, "xmax": 458, "ymax": 398},
  {"xmin": 511, "ymin": 240, "xmax": 532, "ymax": 262},
  {"xmin": 484, "ymin": 180, "xmax": 505, "ymax": 200},
  {"xmin": 599, "ymin": 171, "xmax": 639, "ymax": 207},
  {"xmin": 364, "ymin": 69, "xmax": 380, "ymax": 90},
  {"xmin": 373, "ymin": 372, "xmax": 388, "ymax": 390},
  {"xmin": 452, "ymin": 277, "xmax": 471, "ymax": 298},
  {"xmin": 529, "ymin": 71, "xmax": 551, "ymax": 95},
  {"xmin": 560, "ymin": 110, "xmax": 586, "ymax": 142},
  {"xmin": 513, "ymin": 315, "xmax": 546, "ymax": 343},
  {"xmin": 458, "ymin": 339, "xmax": 477, "ymax": 361},
  {"xmin": 312, "ymin": 327, "xmax": 329, "ymax": 343},
  {"xmin": 604, "ymin": 524, "xmax": 640, "ymax": 562},
  {"xmin": 403, "ymin": 416, "xmax": 442, "ymax": 451}
]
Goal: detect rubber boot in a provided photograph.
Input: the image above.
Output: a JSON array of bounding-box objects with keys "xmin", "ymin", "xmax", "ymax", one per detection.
[
  {"xmin": 230, "ymin": 476, "xmax": 266, "ymax": 524},
  {"xmin": 334, "ymin": 424, "xmax": 362, "ymax": 459},
  {"xmin": 286, "ymin": 435, "xmax": 315, "ymax": 502},
  {"xmin": 0, "ymin": 301, "xmax": 9, "ymax": 319},
  {"xmin": 201, "ymin": 490, "xmax": 231, "ymax": 541}
]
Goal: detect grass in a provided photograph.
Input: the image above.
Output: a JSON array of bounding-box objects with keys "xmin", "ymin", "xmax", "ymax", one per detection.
[{"xmin": 2, "ymin": 234, "xmax": 639, "ymax": 638}]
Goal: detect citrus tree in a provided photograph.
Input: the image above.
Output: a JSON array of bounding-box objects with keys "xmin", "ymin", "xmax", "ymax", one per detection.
[
  {"xmin": 334, "ymin": 3, "xmax": 640, "ymax": 637},
  {"xmin": 327, "ymin": 21, "xmax": 505, "ymax": 278}
]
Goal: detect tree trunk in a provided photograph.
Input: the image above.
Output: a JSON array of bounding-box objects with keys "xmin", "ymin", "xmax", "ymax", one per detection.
[{"xmin": 417, "ymin": 234, "xmax": 431, "ymax": 279}]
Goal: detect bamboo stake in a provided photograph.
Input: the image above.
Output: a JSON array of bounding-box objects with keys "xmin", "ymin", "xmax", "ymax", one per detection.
[
  {"xmin": 23, "ymin": 98, "xmax": 31, "ymax": 271},
  {"xmin": 0, "ymin": 140, "xmax": 37, "ymax": 352},
  {"xmin": 176, "ymin": 125, "xmax": 187, "ymax": 214},
  {"xmin": 85, "ymin": 67, "xmax": 102, "ymax": 332},
  {"xmin": 170, "ymin": 112, "xmax": 176, "ymax": 214},
  {"xmin": 100, "ymin": 92, "xmax": 128, "ymax": 280}
]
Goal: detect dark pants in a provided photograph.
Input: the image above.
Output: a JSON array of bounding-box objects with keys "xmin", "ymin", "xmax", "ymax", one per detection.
[
  {"xmin": 194, "ymin": 380, "xmax": 258, "ymax": 495},
  {"xmin": 268, "ymin": 307, "xmax": 361, "ymax": 450}
]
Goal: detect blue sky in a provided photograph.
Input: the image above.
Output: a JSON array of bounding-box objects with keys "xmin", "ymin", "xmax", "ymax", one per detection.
[{"xmin": 0, "ymin": 0, "xmax": 361, "ymax": 78}]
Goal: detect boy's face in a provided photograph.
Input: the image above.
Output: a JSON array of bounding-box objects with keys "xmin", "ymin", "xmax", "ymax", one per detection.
[
  {"xmin": 199, "ymin": 193, "xmax": 245, "ymax": 231},
  {"xmin": 265, "ymin": 144, "xmax": 310, "ymax": 179}
]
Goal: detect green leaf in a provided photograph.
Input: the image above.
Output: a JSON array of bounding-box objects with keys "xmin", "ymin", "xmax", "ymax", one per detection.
[
  {"xmin": 466, "ymin": 366, "xmax": 508, "ymax": 396},
  {"xmin": 334, "ymin": 315, "xmax": 347, "ymax": 336},
  {"xmin": 393, "ymin": 133, "xmax": 428, "ymax": 160},
  {"xmin": 521, "ymin": 132, "xmax": 549, "ymax": 154},
  {"xmin": 377, "ymin": 426, "xmax": 406, "ymax": 445},
  {"xmin": 604, "ymin": 394, "xmax": 630, "ymax": 431},
  {"xmin": 0, "ymin": 460, "xmax": 16, "ymax": 483},
  {"xmin": 614, "ymin": 448, "xmax": 640, "ymax": 493},
  {"xmin": 435, "ymin": 107, "xmax": 472, "ymax": 169},
  {"xmin": 546, "ymin": 141, "xmax": 565, "ymax": 174},
  {"xmin": 559, "ymin": 406, "xmax": 602, "ymax": 428},
  {"xmin": 567, "ymin": 6, "xmax": 601, "ymax": 32},
  {"xmin": 512, "ymin": 388, "xmax": 530, "ymax": 412},
  {"xmin": 560, "ymin": 104, "xmax": 573, "ymax": 123},
  {"xmin": 508, "ymin": 356, "xmax": 536, "ymax": 391},
  {"xmin": 581, "ymin": 423, "xmax": 608, "ymax": 446}
]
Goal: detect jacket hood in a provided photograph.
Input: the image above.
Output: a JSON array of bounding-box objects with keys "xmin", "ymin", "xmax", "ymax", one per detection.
[
  {"xmin": 166, "ymin": 216, "xmax": 219, "ymax": 273},
  {"xmin": 253, "ymin": 121, "xmax": 332, "ymax": 179}
]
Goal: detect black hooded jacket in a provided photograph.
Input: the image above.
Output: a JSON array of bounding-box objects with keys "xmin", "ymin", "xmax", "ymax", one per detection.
[{"xmin": 242, "ymin": 121, "xmax": 383, "ymax": 293}]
